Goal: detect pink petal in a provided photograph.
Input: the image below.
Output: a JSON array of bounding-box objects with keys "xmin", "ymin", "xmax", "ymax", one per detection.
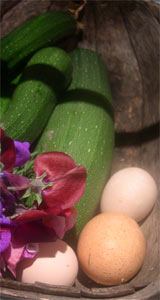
[
  {"xmin": 41, "ymin": 166, "xmax": 86, "ymax": 215},
  {"xmin": 3, "ymin": 243, "xmax": 25, "ymax": 277},
  {"xmin": 24, "ymin": 243, "xmax": 39, "ymax": 258},
  {"xmin": 34, "ymin": 152, "xmax": 77, "ymax": 180}
]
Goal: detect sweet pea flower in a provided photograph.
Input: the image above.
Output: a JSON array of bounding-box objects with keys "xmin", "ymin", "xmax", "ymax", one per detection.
[
  {"xmin": 13, "ymin": 152, "xmax": 87, "ymax": 241},
  {"xmin": 0, "ymin": 128, "xmax": 31, "ymax": 171},
  {"xmin": 0, "ymin": 128, "xmax": 15, "ymax": 172},
  {"xmin": 0, "ymin": 128, "xmax": 31, "ymax": 216},
  {"xmin": 2, "ymin": 241, "xmax": 38, "ymax": 277},
  {"xmin": 14, "ymin": 141, "xmax": 30, "ymax": 167},
  {"xmin": 0, "ymin": 203, "xmax": 38, "ymax": 278},
  {"xmin": 0, "ymin": 202, "xmax": 13, "ymax": 254},
  {"xmin": 0, "ymin": 129, "xmax": 87, "ymax": 277}
]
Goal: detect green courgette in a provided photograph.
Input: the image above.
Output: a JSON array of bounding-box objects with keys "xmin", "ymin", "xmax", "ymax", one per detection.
[
  {"xmin": 36, "ymin": 48, "xmax": 115, "ymax": 243},
  {"xmin": 0, "ymin": 47, "xmax": 72, "ymax": 143},
  {"xmin": 1, "ymin": 10, "xmax": 76, "ymax": 82},
  {"xmin": 0, "ymin": 74, "xmax": 22, "ymax": 119}
]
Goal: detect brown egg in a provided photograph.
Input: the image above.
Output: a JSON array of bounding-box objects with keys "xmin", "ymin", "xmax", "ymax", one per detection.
[{"xmin": 77, "ymin": 212, "xmax": 146, "ymax": 286}]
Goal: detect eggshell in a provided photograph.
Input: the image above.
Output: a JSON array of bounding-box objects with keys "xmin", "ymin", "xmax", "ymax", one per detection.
[
  {"xmin": 100, "ymin": 167, "xmax": 158, "ymax": 222},
  {"xmin": 77, "ymin": 212, "xmax": 146, "ymax": 286},
  {"xmin": 16, "ymin": 239, "xmax": 78, "ymax": 286}
]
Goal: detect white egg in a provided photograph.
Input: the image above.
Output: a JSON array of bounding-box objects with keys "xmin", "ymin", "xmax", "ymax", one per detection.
[
  {"xmin": 100, "ymin": 167, "xmax": 158, "ymax": 222},
  {"xmin": 16, "ymin": 239, "xmax": 78, "ymax": 286}
]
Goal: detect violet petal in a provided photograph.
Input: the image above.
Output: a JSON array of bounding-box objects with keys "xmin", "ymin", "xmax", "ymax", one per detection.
[
  {"xmin": 24, "ymin": 243, "xmax": 39, "ymax": 258},
  {"xmin": 3, "ymin": 171, "xmax": 30, "ymax": 198},
  {"xmin": 0, "ymin": 230, "xmax": 11, "ymax": 253},
  {"xmin": 14, "ymin": 141, "xmax": 30, "ymax": 167}
]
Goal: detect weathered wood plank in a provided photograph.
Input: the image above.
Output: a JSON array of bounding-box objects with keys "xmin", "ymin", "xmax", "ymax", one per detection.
[{"xmin": 0, "ymin": 1, "xmax": 159, "ymax": 299}]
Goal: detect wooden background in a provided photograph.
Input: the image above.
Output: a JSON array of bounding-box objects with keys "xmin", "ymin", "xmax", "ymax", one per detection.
[{"xmin": 0, "ymin": 1, "xmax": 160, "ymax": 299}]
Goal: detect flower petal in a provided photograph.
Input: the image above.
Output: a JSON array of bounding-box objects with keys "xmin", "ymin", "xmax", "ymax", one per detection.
[
  {"xmin": 63, "ymin": 207, "xmax": 77, "ymax": 232},
  {"xmin": 14, "ymin": 141, "xmax": 30, "ymax": 167},
  {"xmin": 14, "ymin": 209, "xmax": 48, "ymax": 223},
  {"xmin": 3, "ymin": 243, "xmax": 25, "ymax": 277},
  {"xmin": 3, "ymin": 171, "xmax": 30, "ymax": 198},
  {"xmin": 34, "ymin": 152, "xmax": 77, "ymax": 180},
  {"xmin": 12, "ymin": 220, "xmax": 57, "ymax": 244},
  {"xmin": 0, "ymin": 213, "xmax": 15, "ymax": 253},
  {"xmin": 41, "ymin": 166, "xmax": 86, "ymax": 215},
  {"xmin": 24, "ymin": 243, "xmax": 39, "ymax": 257},
  {"xmin": 0, "ymin": 128, "xmax": 16, "ymax": 172},
  {"xmin": 42, "ymin": 208, "xmax": 77, "ymax": 239},
  {"xmin": 0, "ymin": 216, "xmax": 14, "ymax": 226},
  {"xmin": 0, "ymin": 230, "xmax": 11, "ymax": 253},
  {"xmin": 0, "ymin": 179, "xmax": 16, "ymax": 216}
]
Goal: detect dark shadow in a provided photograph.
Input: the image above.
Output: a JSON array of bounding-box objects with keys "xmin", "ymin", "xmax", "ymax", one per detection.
[
  {"xmin": 0, "ymin": 0, "xmax": 20, "ymax": 18},
  {"xmin": 60, "ymin": 89, "xmax": 114, "ymax": 121},
  {"xmin": 115, "ymin": 122, "xmax": 159, "ymax": 147},
  {"xmin": 18, "ymin": 63, "xmax": 72, "ymax": 94}
]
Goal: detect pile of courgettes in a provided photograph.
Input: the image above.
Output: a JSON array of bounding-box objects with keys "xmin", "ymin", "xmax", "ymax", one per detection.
[{"xmin": 0, "ymin": 10, "xmax": 114, "ymax": 241}]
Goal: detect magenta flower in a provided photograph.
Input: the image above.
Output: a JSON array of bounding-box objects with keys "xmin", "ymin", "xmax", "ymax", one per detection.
[
  {"xmin": 0, "ymin": 128, "xmax": 31, "ymax": 171},
  {"xmin": 0, "ymin": 128, "xmax": 31, "ymax": 216},
  {"xmin": 0, "ymin": 128, "xmax": 16, "ymax": 172},
  {"xmin": 13, "ymin": 152, "xmax": 87, "ymax": 241},
  {"xmin": 0, "ymin": 202, "xmax": 13, "ymax": 254},
  {"xmin": 0, "ymin": 202, "xmax": 38, "ymax": 278},
  {"xmin": 0, "ymin": 129, "xmax": 87, "ymax": 277},
  {"xmin": 1, "ymin": 238, "xmax": 38, "ymax": 277}
]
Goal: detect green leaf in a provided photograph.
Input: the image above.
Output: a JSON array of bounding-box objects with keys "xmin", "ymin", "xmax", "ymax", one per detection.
[
  {"xmin": 13, "ymin": 151, "xmax": 38, "ymax": 178},
  {"xmin": 25, "ymin": 192, "xmax": 37, "ymax": 208}
]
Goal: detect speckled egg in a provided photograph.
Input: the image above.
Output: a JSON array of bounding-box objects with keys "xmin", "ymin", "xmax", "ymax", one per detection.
[{"xmin": 77, "ymin": 212, "xmax": 146, "ymax": 286}]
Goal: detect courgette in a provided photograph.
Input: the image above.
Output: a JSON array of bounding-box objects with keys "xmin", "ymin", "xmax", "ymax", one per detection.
[
  {"xmin": 0, "ymin": 96, "xmax": 11, "ymax": 119},
  {"xmin": 1, "ymin": 10, "xmax": 76, "ymax": 82},
  {"xmin": 36, "ymin": 48, "xmax": 115, "ymax": 242},
  {"xmin": 0, "ymin": 47, "xmax": 72, "ymax": 143},
  {"xmin": 0, "ymin": 74, "xmax": 22, "ymax": 119}
]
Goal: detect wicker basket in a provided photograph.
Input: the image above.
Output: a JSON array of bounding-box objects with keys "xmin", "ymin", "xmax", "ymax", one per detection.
[{"xmin": 0, "ymin": 1, "xmax": 159, "ymax": 299}]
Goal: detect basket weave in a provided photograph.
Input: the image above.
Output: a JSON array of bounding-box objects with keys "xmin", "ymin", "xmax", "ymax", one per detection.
[{"xmin": 0, "ymin": 1, "xmax": 159, "ymax": 299}]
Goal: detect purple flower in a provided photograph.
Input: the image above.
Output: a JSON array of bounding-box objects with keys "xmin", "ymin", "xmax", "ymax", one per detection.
[
  {"xmin": 0, "ymin": 202, "xmax": 14, "ymax": 253},
  {"xmin": 0, "ymin": 201, "xmax": 38, "ymax": 277},
  {"xmin": 0, "ymin": 178, "xmax": 16, "ymax": 216},
  {"xmin": 14, "ymin": 141, "xmax": 30, "ymax": 167},
  {"xmin": 0, "ymin": 128, "xmax": 31, "ymax": 171},
  {"xmin": 1, "ymin": 241, "xmax": 38, "ymax": 277},
  {"xmin": 0, "ymin": 172, "xmax": 30, "ymax": 217}
]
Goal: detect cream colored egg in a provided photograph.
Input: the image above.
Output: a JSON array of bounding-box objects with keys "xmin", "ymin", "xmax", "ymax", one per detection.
[
  {"xmin": 77, "ymin": 212, "xmax": 146, "ymax": 286},
  {"xmin": 16, "ymin": 239, "xmax": 78, "ymax": 286},
  {"xmin": 100, "ymin": 167, "xmax": 158, "ymax": 222}
]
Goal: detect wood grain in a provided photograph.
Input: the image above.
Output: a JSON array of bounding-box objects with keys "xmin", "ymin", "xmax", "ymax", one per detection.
[{"xmin": 0, "ymin": 0, "xmax": 159, "ymax": 299}]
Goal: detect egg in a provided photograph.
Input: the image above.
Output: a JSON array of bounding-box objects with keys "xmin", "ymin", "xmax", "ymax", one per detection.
[
  {"xmin": 77, "ymin": 212, "xmax": 146, "ymax": 286},
  {"xmin": 100, "ymin": 167, "xmax": 158, "ymax": 222},
  {"xmin": 16, "ymin": 239, "xmax": 78, "ymax": 286}
]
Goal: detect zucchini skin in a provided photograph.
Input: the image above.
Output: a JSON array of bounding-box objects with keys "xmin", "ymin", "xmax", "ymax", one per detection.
[
  {"xmin": 1, "ymin": 10, "xmax": 76, "ymax": 81},
  {"xmin": 0, "ymin": 47, "xmax": 73, "ymax": 143},
  {"xmin": 0, "ymin": 74, "xmax": 22, "ymax": 119},
  {"xmin": 36, "ymin": 48, "xmax": 115, "ymax": 242},
  {"xmin": 0, "ymin": 96, "xmax": 11, "ymax": 119}
]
